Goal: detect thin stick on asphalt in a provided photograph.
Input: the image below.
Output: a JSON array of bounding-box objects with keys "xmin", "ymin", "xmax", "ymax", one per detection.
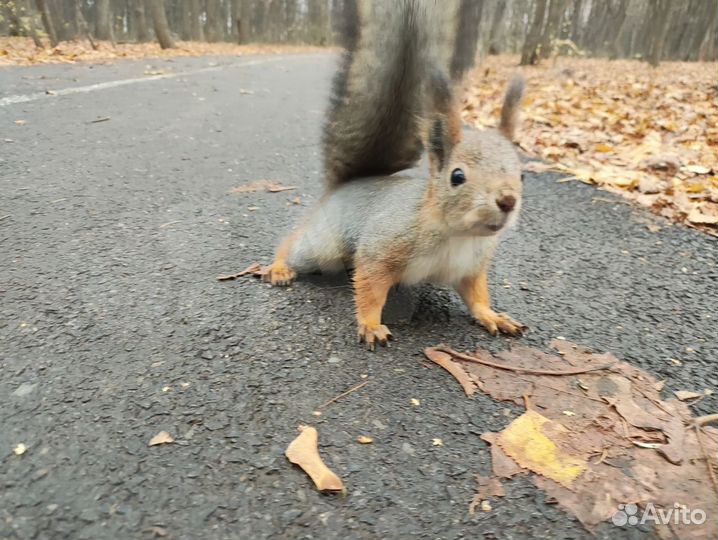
[
  {"xmin": 434, "ymin": 346, "xmax": 615, "ymax": 376},
  {"xmin": 318, "ymin": 380, "xmax": 369, "ymax": 410},
  {"xmin": 0, "ymin": 215, "xmax": 10, "ymax": 221}
]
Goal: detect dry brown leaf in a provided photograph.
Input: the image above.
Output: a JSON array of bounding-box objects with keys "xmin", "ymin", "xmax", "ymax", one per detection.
[
  {"xmin": 231, "ymin": 180, "xmax": 295, "ymax": 195},
  {"xmin": 285, "ymin": 425, "xmax": 344, "ymax": 493},
  {"xmin": 148, "ymin": 431, "xmax": 174, "ymax": 446},
  {"xmin": 266, "ymin": 185, "xmax": 297, "ymax": 193},
  {"xmin": 216, "ymin": 262, "xmax": 263, "ymax": 281},
  {"xmin": 424, "ymin": 347, "xmax": 478, "ymax": 396},
  {"xmin": 356, "ymin": 435, "xmax": 373, "ymax": 444},
  {"xmin": 0, "ymin": 37, "xmax": 325, "ymax": 67},
  {"xmin": 436, "ymin": 340, "xmax": 717, "ymax": 537},
  {"xmin": 461, "ymin": 55, "xmax": 717, "ymax": 234},
  {"xmin": 674, "ymin": 390, "xmax": 704, "ymax": 401},
  {"xmin": 469, "ymin": 475, "xmax": 506, "ymax": 514}
]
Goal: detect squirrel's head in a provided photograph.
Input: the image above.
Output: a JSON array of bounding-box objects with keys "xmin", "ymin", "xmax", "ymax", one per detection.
[
  {"xmin": 425, "ymin": 75, "xmax": 524, "ymax": 237},
  {"xmin": 427, "ymin": 129, "xmax": 522, "ymax": 237}
]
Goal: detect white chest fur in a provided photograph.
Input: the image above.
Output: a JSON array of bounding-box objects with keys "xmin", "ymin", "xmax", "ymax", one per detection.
[{"xmin": 401, "ymin": 235, "xmax": 496, "ymax": 286}]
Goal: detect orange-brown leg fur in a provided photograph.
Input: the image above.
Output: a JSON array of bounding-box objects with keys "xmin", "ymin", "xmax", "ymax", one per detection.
[
  {"xmin": 353, "ymin": 262, "xmax": 396, "ymax": 350},
  {"xmin": 457, "ymin": 267, "xmax": 526, "ymax": 336},
  {"xmin": 263, "ymin": 227, "xmax": 302, "ymax": 286}
]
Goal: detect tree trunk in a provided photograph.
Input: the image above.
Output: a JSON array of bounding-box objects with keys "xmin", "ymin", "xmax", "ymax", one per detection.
[
  {"xmin": 35, "ymin": 0, "xmax": 59, "ymax": 46},
  {"xmin": 189, "ymin": 0, "xmax": 203, "ymax": 40},
  {"xmin": 205, "ymin": 0, "xmax": 221, "ymax": 42},
  {"xmin": 569, "ymin": 0, "xmax": 583, "ymax": 44},
  {"xmin": 645, "ymin": 0, "xmax": 672, "ymax": 66},
  {"xmin": 75, "ymin": 0, "xmax": 98, "ymax": 48},
  {"xmin": 132, "ymin": 0, "xmax": 150, "ymax": 41},
  {"xmin": 308, "ymin": 0, "xmax": 330, "ymax": 45},
  {"xmin": 147, "ymin": 0, "xmax": 175, "ymax": 48},
  {"xmin": 94, "ymin": 0, "xmax": 112, "ymax": 39},
  {"xmin": 487, "ymin": 0, "xmax": 507, "ymax": 54},
  {"xmin": 236, "ymin": 0, "xmax": 251, "ymax": 43},
  {"xmin": 538, "ymin": 0, "xmax": 566, "ymax": 59},
  {"xmin": 520, "ymin": 0, "xmax": 547, "ymax": 65}
]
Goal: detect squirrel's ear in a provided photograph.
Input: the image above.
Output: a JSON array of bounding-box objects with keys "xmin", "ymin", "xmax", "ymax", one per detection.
[{"xmin": 426, "ymin": 70, "xmax": 461, "ymax": 176}]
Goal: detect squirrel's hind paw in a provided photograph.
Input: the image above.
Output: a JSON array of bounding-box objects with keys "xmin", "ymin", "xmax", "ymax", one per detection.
[
  {"xmin": 358, "ymin": 324, "xmax": 393, "ymax": 351},
  {"xmin": 475, "ymin": 310, "xmax": 527, "ymax": 336},
  {"xmin": 262, "ymin": 262, "xmax": 297, "ymax": 287}
]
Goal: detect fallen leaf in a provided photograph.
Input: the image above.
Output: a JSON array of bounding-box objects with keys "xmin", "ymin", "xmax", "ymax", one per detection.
[
  {"xmin": 148, "ymin": 431, "xmax": 175, "ymax": 446},
  {"xmin": 217, "ymin": 262, "xmax": 263, "ymax": 281},
  {"xmin": 684, "ymin": 164, "xmax": 711, "ymax": 175},
  {"xmin": 14, "ymin": 119, "xmax": 26, "ymax": 125},
  {"xmin": 674, "ymin": 390, "xmax": 704, "ymax": 401},
  {"xmin": 266, "ymin": 185, "xmax": 297, "ymax": 193},
  {"xmin": 410, "ymin": 398, "xmax": 420, "ymax": 406},
  {"xmin": 432, "ymin": 438, "xmax": 444, "ymax": 447},
  {"xmin": 424, "ymin": 347, "xmax": 478, "ymax": 396},
  {"xmin": 285, "ymin": 425, "xmax": 344, "ymax": 493},
  {"xmin": 437, "ymin": 340, "xmax": 717, "ymax": 537},
  {"xmin": 356, "ymin": 435, "xmax": 373, "ymax": 444},
  {"xmin": 14, "ymin": 443, "xmax": 27, "ymax": 455},
  {"xmin": 231, "ymin": 180, "xmax": 296, "ymax": 194},
  {"xmin": 497, "ymin": 410, "xmax": 587, "ymax": 488}
]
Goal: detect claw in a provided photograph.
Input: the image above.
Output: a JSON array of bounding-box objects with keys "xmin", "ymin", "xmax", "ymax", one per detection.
[
  {"xmin": 475, "ymin": 309, "xmax": 526, "ymax": 336},
  {"xmin": 263, "ymin": 262, "xmax": 296, "ymax": 287},
  {"xmin": 358, "ymin": 324, "xmax": 393, "ymax": 351}
]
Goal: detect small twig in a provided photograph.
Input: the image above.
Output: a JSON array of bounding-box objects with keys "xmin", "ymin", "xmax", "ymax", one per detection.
[
  {"xmin": 216, "ymin": 262, "xmax": 263, "ymax": 281},
  {"xmin": 159, "ymin": 220, "xmax": 180, "ymax": 228},
  {"xmin": 0, "ymin": 215, "xmax": 10, "ymax": 222},
  {"xmin": 90, "ymin": 117, "xmax": 111, "ymax": 123},
  {"xmin": 435, "ymin": 346, "xmax": 615, "ymax": 376},
  {"xmin": 317, "ymin": 380, "xmax": 369, "ymax": 410}
]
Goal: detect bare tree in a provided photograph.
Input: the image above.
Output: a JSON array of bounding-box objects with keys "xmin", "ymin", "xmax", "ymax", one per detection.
[
  {"xmin": 538, "ymin": 0, "xmax": 567, "ymax": 59},
  {"xmin": 35, "ymin": 0, "xmax": 59, "ymax": 46},
  {"xmin": 94, "ymin": 0, "xmax": 112, "ymax": 40},
  {"xmin": 520, "ymin": 0, "xmax": 547, "ymax": 65},
  {"xmin": 147, "ymin": 0, "xmax": 175, "ymax": 48}
]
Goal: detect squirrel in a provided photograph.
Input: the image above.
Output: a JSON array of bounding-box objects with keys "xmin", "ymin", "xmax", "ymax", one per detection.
[{"xmin": 263, "ymin": 0, "xmax": 526, "ymax": 350}]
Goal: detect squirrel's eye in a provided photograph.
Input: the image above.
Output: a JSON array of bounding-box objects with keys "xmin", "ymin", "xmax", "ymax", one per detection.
[{"xmin": 450, "ymin": 168, "xmax": 466, "ymax": 187}]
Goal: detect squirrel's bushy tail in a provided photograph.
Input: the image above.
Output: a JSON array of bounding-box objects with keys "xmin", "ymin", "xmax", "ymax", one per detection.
[
  {"xmin": 499, "ymin": 75, "xmax": 525, "ymax": 142},
  {"xmin": 322, "ymin": 0, "xmax": 481, "ymax": 188}
]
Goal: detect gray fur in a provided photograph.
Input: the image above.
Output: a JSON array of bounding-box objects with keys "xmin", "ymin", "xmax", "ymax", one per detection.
[{"xmin": 322, "ymin": 0, "xmax": 477, "ymax": 188}]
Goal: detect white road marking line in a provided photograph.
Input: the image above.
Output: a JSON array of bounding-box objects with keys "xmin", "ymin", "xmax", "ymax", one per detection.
[{"xmin": 0, "ymin": 55, "xmax": 295, "ymax": 107}]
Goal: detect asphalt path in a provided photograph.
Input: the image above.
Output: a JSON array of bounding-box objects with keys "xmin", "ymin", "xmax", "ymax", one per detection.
[{"xmin": 1, "ymin": 53, "xmax": 716, "ymax": 540}]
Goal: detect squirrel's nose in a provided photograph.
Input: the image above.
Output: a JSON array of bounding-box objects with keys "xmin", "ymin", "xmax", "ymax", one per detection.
[{"xmin": 496, "ymin": 194, "xmax": 517, "ymax": 213}]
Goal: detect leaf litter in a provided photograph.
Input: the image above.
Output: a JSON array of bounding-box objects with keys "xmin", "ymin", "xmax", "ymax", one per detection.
[
  {"xmin": 426, "ymin": 340, "xmax": 717, "ymax": 539},
  {"xmin": 285, "ymin": 425, "xmax": 345, "ymax": 493},
  {"xmin": 461, "ymin": 55, "xmax": 717, "ymax": 235}
]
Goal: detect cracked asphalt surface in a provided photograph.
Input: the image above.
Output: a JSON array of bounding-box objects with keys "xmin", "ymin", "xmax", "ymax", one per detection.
[{"xmin": 1, "ymin": 53, "xmax": 716, "ymax": 540}]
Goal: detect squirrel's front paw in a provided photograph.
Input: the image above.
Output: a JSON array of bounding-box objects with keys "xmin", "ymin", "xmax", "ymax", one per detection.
[
  {"xmin": 358, "ymin": 324, "xmax": 392, "ymax": 351},
  {"xmin": 262, "ymin": 261, "xmax": 296, "ymax": 286},
  {"xmin": 474, "ymin": 308, "xmax": 526, "ymax": 336}
]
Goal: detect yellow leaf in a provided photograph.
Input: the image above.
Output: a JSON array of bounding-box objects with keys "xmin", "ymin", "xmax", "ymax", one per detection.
[
  {"xmin": 357, "ymin": 435, "xmax": 374, "ymax": 444},
  {"xmin": 497, "ymin": 410, "xmax": 587, "ymax": 488},
  {"xmin": 595, "ymin": 143, "xmax": 614, "ymax": 153}
]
